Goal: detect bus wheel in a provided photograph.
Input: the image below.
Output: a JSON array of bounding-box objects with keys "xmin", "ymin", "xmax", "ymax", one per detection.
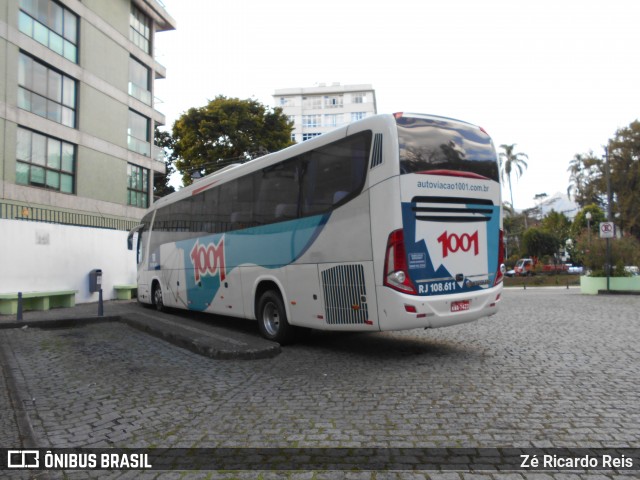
[
  {"xmin": 153, "ymin": 284, "xmax": 165, "ymax": 312},
  {"xmin": 257, "ymin": 290, "xmax": 294, "ymax": 345}
]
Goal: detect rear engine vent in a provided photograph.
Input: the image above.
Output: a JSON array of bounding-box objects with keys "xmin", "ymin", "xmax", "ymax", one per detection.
[{"xmin": 321, "ymin": 264, "xmax": 369, "ymax": 325}]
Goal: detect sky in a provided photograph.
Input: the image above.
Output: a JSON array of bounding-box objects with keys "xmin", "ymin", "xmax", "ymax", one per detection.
[{"xmin": 153, "ymin": 0, "xmax": 640, "ymax": 210}]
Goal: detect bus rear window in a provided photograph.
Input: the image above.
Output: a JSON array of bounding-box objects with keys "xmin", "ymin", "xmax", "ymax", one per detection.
[{"xmin": 396, "ymin": 115, "xmax": 499, "ymax": 181}]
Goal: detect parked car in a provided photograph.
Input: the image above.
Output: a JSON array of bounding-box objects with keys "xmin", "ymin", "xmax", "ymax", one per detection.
[
  {"xmin": 624, "ymin": 266, "xmax": 639, "ymax": 276},
  {"xmin": 514, "ymin": 258, "xmax": 535, "ymax": 276},
  {"xmin": 566, "ymin": 264, "xmax": 584, "ymax": 274}
]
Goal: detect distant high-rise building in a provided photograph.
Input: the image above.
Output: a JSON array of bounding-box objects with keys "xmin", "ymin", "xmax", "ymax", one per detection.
[
  {"xmin": 273, "ymin": 83, "xmax": 377, "ymax": 143},
  {"xmin": 0, "ymin": 0, "xmax": 176, "ymax": 230}
]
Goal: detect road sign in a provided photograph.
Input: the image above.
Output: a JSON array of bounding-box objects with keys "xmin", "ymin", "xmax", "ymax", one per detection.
[{"xmin": 599, "ymin": 222, "xmax": 615, "ymax": 239}]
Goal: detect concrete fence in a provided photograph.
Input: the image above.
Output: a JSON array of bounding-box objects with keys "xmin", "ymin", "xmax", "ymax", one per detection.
[
  {"xmin": 580, "ymin": 275, "xmax": 640, "ymax": 294},
  {"xmin": 0, "ymin": 219, "xmax": 136, "ymax": 304}
]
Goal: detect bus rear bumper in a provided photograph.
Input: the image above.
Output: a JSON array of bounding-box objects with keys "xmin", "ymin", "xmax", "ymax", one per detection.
[{"xmin": 376, "ymin": 284, "xmax": 503, "ymax": 331}]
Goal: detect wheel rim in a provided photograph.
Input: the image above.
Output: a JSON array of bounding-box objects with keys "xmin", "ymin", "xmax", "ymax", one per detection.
[{"xmin": 262, "ymin": 301, "xmax": 280, "ymax": 337}]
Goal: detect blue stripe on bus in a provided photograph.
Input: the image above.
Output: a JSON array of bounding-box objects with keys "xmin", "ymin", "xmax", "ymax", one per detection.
[{"xmin": 176, "ymin": 213, "xmax": 330, "ymax": 311}]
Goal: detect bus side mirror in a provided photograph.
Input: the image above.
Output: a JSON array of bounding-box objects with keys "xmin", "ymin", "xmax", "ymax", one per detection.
[{"xmin": 127, "ymin": 225, "xmax": 143, "ymax": 250}]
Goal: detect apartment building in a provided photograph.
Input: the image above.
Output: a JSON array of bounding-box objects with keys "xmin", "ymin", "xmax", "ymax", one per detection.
[
  {"xmin": 0, "ymin": 0, "xmax": 175, "ymax": 230},
  {"xmin": 273, "ymin": 83, "xmax": 376, "ymax": 143}
]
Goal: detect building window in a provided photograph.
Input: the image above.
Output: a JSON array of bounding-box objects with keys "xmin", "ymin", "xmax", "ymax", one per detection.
[
  {"xmin": 302, "ymin": 115, "xmax": 321, "ymax": 128},
  {"xmin": 128, "ymin": 56, "xmax": 151, "ymax": 105},
  {"xmin": 127, "ymin": 164, "xmax": 149, "ymax": 208},
  {"xmin": 18, "ymin": 0, "xmax": 78, "ymax": 62},
  {"xmin": 18, "ymin": 52, "xmax": 76, "ymax": 127},
  {"xmin": 351, "ymin": 112, "xmax": 366, "ymax": 122},
  {"xmin": 324, "ymin": 95, "xmax": 343, "ymax": 109},
  {"xmin": 324, "ymin": 114, "xmax": 343, "ymax": 128},
  {"xmin": 353, "ymin": 92, "xmax": 367, "ymax": 104},
  {"xmin": 16, "ymin": 127, "xmax": 75, "ymax": 193},
  {"xmin": 303, "ymin": 96, "xmax": 322, "ymax": 109},
  {"xmin": 130, "ymin": 4, "xmax": 151, "ymax": 53},
  {"xmin": 302, "ymin": 133, "xmax": 321, "ymax": 141},
  {"xmin": 128, "ymin": 110, "xmax": 150, "ymax": 156}
]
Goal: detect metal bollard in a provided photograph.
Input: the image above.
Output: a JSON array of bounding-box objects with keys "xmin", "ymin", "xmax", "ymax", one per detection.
[
  {"xmin": 98, "ymin": 288, "xmax": 104, "ymax": 317},
  {"xmin": 17, "ymin": 291, "xmax": 23, "ymax": 321}
]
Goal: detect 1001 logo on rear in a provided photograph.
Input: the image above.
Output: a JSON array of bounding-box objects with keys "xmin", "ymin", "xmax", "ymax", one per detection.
[{"xmin": 437, "ymin": 231, "xmax": 479, "ymax": 258}]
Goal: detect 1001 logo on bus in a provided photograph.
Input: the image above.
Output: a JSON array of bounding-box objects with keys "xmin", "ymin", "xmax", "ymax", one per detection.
[
  {"xmin": 437, "ymin": 230, "xmax": 479, "ymax": 258},
  {"xmin": 190, "ymin": 238, "xmax": 226, "ymax": 283}
]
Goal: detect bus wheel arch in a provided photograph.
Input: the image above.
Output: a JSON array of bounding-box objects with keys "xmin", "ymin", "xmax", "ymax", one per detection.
[{"xmin": 254, "ymin": 281, "xmax": 294, "ymax": 345}]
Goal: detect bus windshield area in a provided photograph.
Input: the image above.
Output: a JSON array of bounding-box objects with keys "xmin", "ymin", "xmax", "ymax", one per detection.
[{"xmin": 396, "ymin": 115, "xmax": 499, "ymax": 182}]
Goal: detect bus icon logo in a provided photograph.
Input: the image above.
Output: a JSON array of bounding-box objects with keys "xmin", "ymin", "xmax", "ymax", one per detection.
[{"xmin": 7, "ymin": 450, "xmax": 39, "ymax": 468}]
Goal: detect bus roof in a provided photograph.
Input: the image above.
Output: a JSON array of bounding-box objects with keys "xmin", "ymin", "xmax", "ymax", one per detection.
[
  {"xmin": 149, "ymin": 112, "xmax": 490, "ymax": 212},
  {"xmin": 151, "ymin": 113, "xmax": 397, "ymax": 210}
]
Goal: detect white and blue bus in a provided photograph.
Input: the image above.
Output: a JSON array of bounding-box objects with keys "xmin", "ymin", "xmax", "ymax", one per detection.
[{"xmin": 129, "ymin": 113, "xmax": 504, "ymax": 343}]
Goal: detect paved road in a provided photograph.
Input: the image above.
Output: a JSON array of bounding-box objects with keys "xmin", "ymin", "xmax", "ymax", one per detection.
[{"xmin": 1, "ymin": 288, "xmax": 639, "ymax": 479}]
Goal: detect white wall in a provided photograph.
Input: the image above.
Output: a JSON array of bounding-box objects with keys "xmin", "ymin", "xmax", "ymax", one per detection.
[{"xmin": 0, "ymin": 219, "xmax": 136, "ymax": 303}]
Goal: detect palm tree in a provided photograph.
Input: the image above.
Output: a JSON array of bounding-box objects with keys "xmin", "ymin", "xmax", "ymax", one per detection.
[{"xmin": 499, "ymin": 144, "xmax": 528, "ymax": 211}]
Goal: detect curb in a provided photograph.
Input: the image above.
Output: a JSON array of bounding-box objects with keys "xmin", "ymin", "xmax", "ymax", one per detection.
[
  {"xmin": 120, "ymin": 314, "xmax": 281, "ymax": 360},
  {"xmin": 0, "ymin": 310, "xmax": 281, "ymax": 361}
]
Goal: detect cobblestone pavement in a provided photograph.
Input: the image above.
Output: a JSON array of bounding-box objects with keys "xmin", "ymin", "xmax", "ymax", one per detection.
[{"xmin": 1, "ymin": 288, "xmax": 639, "ymax": 479}]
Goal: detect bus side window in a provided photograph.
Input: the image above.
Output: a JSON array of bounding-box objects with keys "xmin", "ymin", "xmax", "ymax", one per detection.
[
  {"xmin": 301, "ymin": 131, "xmax": 370, "ymax": 216},
  {"xmin": 232, "ymin": 175, "xmax": 255, "ymax": 229},
  {"xmin": 255, "ymin": 160, "xmax": 300, "ymax": 225},
  {"xmin": 217, "ymin": 182, "xmax": 234, "ymax": 232}
]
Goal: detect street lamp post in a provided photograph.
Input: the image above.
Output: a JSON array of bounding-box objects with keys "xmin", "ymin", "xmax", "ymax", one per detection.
[
  {"xmin": 604, "ymin": 147, "xmax": 612, "ymax": 292},
  {"xmin": 585, "ymin": 211, "xmax": 592, "ymax": 246}
]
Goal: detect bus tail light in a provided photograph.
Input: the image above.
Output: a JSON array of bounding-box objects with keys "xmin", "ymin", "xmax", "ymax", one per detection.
[
  {"xmin": 384, "ymin": 229, "xmax": 417, "ymax": 295},
  {"xmin": 494, "ymin": 229, "xmax": 505, "ymax": 286}
]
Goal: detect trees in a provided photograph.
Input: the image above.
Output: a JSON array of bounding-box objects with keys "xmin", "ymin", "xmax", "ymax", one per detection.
[
  {"xmin": 607, "ymin": 120, "xmax": 640, "ymax": 238},
  {"xmin": 566, "ymin": 151, "xmax": 603, "ymax": 208},
  {"xmin": 498, "ymin": 144, "xmax": 528, "ymax": 210},
  {"xmin": 540, "ymin": 210, "xmax": 571, "ymax": 248},
  {"xmin": 568, "ymin": 119, "xmax": 640, "ymax": 239},
  {"xmin": 571, "ymin": 204, "xmax": 605, "ymax": 239},
  {"xmin": 153, "ymin": 128, "xmax": 176, "ymax": 198},
  {"xmin": 171, "ymin": 96, "xmax": 294, "ymax": 186},
  {"xmin": 522, "ymin": 227, "xmax": 558, "ymax": 259}
]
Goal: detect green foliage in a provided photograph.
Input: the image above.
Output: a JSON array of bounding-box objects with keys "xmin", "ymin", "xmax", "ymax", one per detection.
[
  {"xmin": 503, "ymin": 209, "xmax": 526, "ymax": 260},
  {"xmin": 153, "ymin": 128, "xmax": 176, "ymax": 198},
  {"xmin": 540, "ymin": 210, "xmax": 571, "ymax": 244},
  {"xmin": 569, "ymin": 119, "xmax": 640, "ymax": 240},
  {"xmin": 172, "ymin": 96, "xmax": 294, "ymax": 186},
  {"xmin": 522, "ymin": 227, "xmax": 558, "ymax": 258},
  {"xmin": 608, "ymin": 120, "xmax": 640, "ymax": 238},
  {"xmin": 571, "ymin": 205, "xmax": 605, "ymax": 239},
  {"xmin": 566, "ymin": 152, "xmax": 604, "ymax": 207},
  {"xmin": 570, "ymin": 229, "xmax": 640, "ymax": 273}
]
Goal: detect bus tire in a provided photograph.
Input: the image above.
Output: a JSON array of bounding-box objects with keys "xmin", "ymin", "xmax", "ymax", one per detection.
[
  {"xmin": 153, "ymin": 283, "xmax": 165, "ymax": 312},
  {"xmin": 257, "ymin": 290, "xmax": 294, "ymax": 345}
]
